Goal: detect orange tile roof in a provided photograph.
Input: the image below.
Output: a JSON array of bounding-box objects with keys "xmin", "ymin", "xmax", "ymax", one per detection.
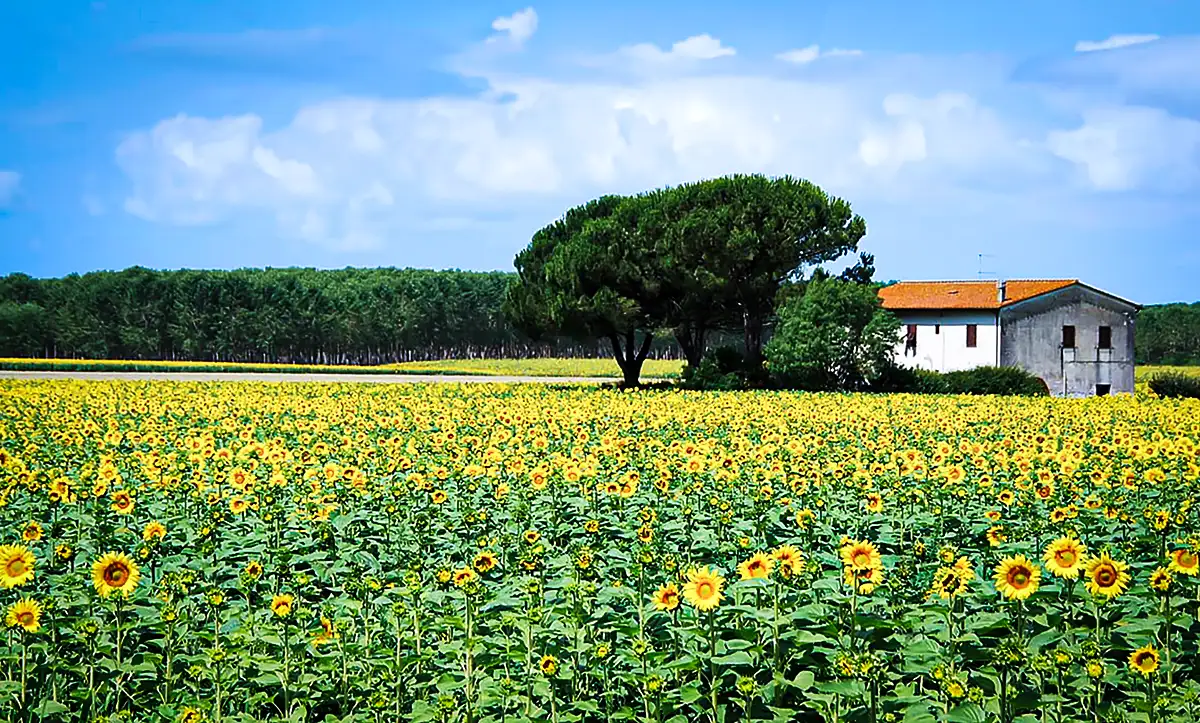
[{"xmin": 878, "ymin": 280, "xmax": 1078, "ymax": 310}]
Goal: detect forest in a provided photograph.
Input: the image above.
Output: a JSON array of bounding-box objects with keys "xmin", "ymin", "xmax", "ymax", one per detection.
[{"xmin": 0, "ymin": 266, "xmax": 1195, "ymax": 366}]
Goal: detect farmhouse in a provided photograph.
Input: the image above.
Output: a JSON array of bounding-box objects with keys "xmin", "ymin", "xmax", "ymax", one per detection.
[{"xmin": 879, "ymin": 279, "xmax": 1140, "ymax": 397}]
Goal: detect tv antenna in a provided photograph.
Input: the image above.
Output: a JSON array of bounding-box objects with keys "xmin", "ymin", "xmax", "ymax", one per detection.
[{"xmin": 977, "ymin": 253, "xmax": 997, "ymax": 280}]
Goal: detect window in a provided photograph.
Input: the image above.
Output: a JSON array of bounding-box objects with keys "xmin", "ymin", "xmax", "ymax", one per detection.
[
  {"xmin": 966, "ymin": 324, "xmax": 978, "ymax": 348},
  {"xmin": 935, "ymin": 324, "xmax": 940, "ymax": 335},
  {"xmin": 1098, "ymin": 326, "xmax": 1112, "ymax": 350},
  {"xmin": 1096, "ymin": 384, "xmax": 1111, "ymax": 397},
  {"xmin": 904, "ymin": 325, "xmax": 918, "ymax": 355},
  {"xmin": 1062, "ymin": 325, "xmax": 1076, "ymax": 349}
]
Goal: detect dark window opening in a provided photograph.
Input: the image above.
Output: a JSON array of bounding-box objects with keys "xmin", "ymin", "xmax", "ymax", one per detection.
[
  {"xmin": 1062, "ymin": 325, "xmax": 1076, "ymax": 349},
  {"xmin": 905, "ymin": 325, "xmax": 917, "ymax": 356},
  {"xmin": 1096, "ymin": 384, "xmax": 1111, "ymax": 396},
  {"xmin": 1098, "ymin": 326, "xmax": 1112, "ymax": 350},
  {"xmin": 935, "ymin": 324, "xmax": 940, "ymax": 335},
  {"xmin": 966, "ymin": 324, "xmax": 978, "ymax": 348}
]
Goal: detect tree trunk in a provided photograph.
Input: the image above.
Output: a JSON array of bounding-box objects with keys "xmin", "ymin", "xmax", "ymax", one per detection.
[
  {"xmin": 743, "ymin": 312, "xmax": 765, "ymax": 365},
  {"xmin": 610, "ymin": 329, "xmax": 654, "ymax": 387},
  {"xmin": 673, "ymin": 324, "xmax": 707, "ymax": 368}
]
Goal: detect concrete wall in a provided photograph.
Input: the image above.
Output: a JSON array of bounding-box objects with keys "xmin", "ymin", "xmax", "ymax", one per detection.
[
  {"xmin": 891, "ymin": 311, "xmax": 1000, "ymax": 373},
  {"xmin": 999, "ymin": 287, "xmax": 1137, "ymax": 397}
]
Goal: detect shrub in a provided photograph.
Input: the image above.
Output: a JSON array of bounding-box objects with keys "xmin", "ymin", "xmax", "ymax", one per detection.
[
  {"xmin": 1149, "ymin": 372, "xmax": 1200, "ymax": 399},
  {"xmin": 765, "ymin": 278, "xmax": 900, "ymax": 392},
  {"xmin": 681, "ymin": 346, "xmax": 763, "ymax": 391},
  {"xmin": 940, "ymin": 366, "xmax": 1050, "ymax": 396},
  {"xmin": 869, "ymin": 363, "xmax": 947, "ymax": 394}
]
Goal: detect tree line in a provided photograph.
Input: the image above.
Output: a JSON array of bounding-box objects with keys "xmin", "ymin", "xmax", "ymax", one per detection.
[
  {"xmin": 0, "ymin": 267, "xmax": 679, "ymax": 364},
  {"xmin": 1135, "ymin": 303, "xmax": 1200, "ymax": 366}
]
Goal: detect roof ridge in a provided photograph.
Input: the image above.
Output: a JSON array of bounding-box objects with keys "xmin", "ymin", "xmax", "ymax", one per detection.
[{"xmin": 890, "ymin": 279, "xmax": 1077, "ymax": 284}]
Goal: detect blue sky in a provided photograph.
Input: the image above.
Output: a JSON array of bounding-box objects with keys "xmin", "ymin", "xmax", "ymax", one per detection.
[{"xmin": 2, "ymin": 1, "xmax": 1199, "ymax": 303}]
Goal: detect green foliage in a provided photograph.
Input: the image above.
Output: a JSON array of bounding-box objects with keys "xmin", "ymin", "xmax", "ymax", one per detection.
[
  {"xmin": 0, "ymin": 267, "xmax": 648, "ymax": 364},
  {"xmin": 1148, "ymin": 371, "xmax": 1200, "ymax": 399},
  {"xmin": 938, "ymin": 366, "xmax": 1051, "ymax": 396},
  {"xmin": 1136, "ymin": 302, "xmax": 1200, "ymax": 365},
  {"xmin": 680, "ymin": 346, "xmax": 767, "ymax": 390},
  {"xmin": 764, "ymin": 278, "xmax": 899, "ymax": 391}
]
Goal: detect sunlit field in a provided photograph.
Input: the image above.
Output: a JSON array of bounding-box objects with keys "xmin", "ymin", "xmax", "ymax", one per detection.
[
  {"xmin": 0, "ymin": 380, "xmax": 1198, "ymax": 722},
  {"xmin": 0, "ymin": 357, "xmax": 684, "ymax": 378}
]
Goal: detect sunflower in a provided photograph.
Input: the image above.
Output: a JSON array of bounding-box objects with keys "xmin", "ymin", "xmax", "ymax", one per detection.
[
  {"xmin": 271, "ymin": 593, "xmax": 295, "ymax": 617},
  {"xmin": 843, "ymin": 565, "xmax": 884, "ymax": 594},
  {"xmin": 1042, "ymin": 537, "xmax": 1087, "ymax": 579},
  {"xmin": 840, "ymin": 540, "xmax": 882, "ymax": 571},
  {"xmin": 540, "ymin": 654, "xmax": 558, "ymax": 676},
  {"xmin": 452, "ymin": 566, "xmax": 477, "ymax": 587},
  {"xmin": 229, "ymin": 496, "xmax": 249, "ymax": 515},
  {"xmin": 473, "ymin": 551, "xmax": 498, "ymax": 573},
  {"xmin": 932, "ymin": 566, "xmax": 970, "ymax": 599},
  {"xmin": 1084, "ymin": 553, "xmax": 1131, "ymax": 599},
  {"xmin": 523, "ymin": 530, "xmax": 540, "ymax": 544},
  {"xmin": 92, "ymin": 552, "xmax": 141, "ymax": 598},
  {"xmin": 5, "ymin": 598, "xmax": 42, "ymax": 633},
  {"xmin": 1168, "ymin": 547, "xmax": 1198, "ymax": 576},
  {"xmin": 22, "ymin": 521, "xmax": 43, "ymax": 542},
  {"xmin": 865, "ymin": 493, "xmax": 884, "ymax": 513},
  {"xmin": 772, "ymin": 544, "xmax": 804, "ymax": 578},
  {"xmin": 245, "ymin": 560, "xmax": 264, "ymax": 580},
  {"xmin": 178, "ymin": 707, "xmax": 204, "ymax": 723},
  {"xmin": 584, "ymin": 519, "xmax": 600, "ymax": 534},
  {"xmin": 682, "ymin": 566, "xmax": 725, "ymax": 611},
  {"xmin": 1128, "ymin": 645, "xmax": 1159, "ymax": 677},
  {"xmin": 110, "ymin": 490, "xmax": 135, "ymax": 515},
  {"xmin": 994, "ymin": 555, "xmax": 1040, "ymax": 600},
  {"xmin": 637, "ymin": 524, "xmax": 654, "ymax": 544},
  {"xmin": 1149, "ymin": 567, "xmax": 1173, "ymax": 592},
  {"xmin": 737, "ymin": 552, "xmax": 774, "ymax": 581},
  {"xmin": 143, "ymin": 521, "xmax": 167, "ymax": 542},
  {"xmin": 0, "ymin": 545, "xmax": 36, "ymax": 589},
  {"xmin": 431, "ymin": 490, "xmax": 447, "ymax": 505},
  {"xmin": 652, "ymin": 582, "xmax": 681, "ymax": 611},
  {"xmin": 986, "ymin": 526, "xmax": 1007, "ymax": 547}
]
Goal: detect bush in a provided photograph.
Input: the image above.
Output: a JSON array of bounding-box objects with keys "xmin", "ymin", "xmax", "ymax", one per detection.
[
  {"xmin": 765, "ymin": 278, "xmax": 900, "ymax": 392},
  {"xmin": 1149, "ymin": 372, "xmax": 1200, "ymax": 399},
  {"xmin": 940, "ymin": 366, "xmax": 1049, "ymax": 396},
  {"xmin": 869, "ymin": 364, "xmax": 1048, "ymax": 396},
  {"xmin": 681, "ymin": 346, "xmax": 767, "ymax": 391}
]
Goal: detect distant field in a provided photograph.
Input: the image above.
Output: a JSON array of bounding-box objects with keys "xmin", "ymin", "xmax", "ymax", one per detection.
[
  {"xmin": 1137, "ymin": 365, "xmax": 1200, "ymax": 381},
  {"xmin": 383, "ymin": 357, "xmax": 684, "ymax": 377},
  {"xmin": 0, "ymin": 356, "xmax": 684, "ymax": 378}
]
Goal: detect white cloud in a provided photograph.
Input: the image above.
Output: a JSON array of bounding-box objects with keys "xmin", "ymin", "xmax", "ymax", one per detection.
[
  {"xmin": 0, "ymin": 171, "xmax": 20, "ymax": 207},
  {"xmin": 621, "ymin": 34, "xmax": 736, "ymax": 63},
  {"xmin": 112, "ymin": 17, "xmax": 1200, "ymax": 256},
  {"xmin": 1074, "ymin": 34, "xmax": 1159, "ymax": 53},
  {"xmin": 1047, "ymin": 106, "xmax": 1200, "ymax": 191},
  {"xmin": 776, "ymin": 45, "xmax": 862, "ymax": 64},
  {"xmin": 488, "ymin": 8, "xmax": 538, "ymax": 48}
]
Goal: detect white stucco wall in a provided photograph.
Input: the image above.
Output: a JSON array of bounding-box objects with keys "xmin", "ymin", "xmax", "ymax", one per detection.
[{"xmin": 890, "ymin": 311, "xmax": 1000, "ymax": 373}]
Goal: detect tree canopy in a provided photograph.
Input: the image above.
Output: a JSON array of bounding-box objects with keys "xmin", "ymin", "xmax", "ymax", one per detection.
[{"xmin": 504, "ymin": 174, "xmax": 868, "ymax": 382}]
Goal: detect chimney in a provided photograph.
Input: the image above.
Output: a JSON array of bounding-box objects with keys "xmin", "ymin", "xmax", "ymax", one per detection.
[{"xmin": 997, "ymin": 279, "xmax": 1007, "ymax": 303}]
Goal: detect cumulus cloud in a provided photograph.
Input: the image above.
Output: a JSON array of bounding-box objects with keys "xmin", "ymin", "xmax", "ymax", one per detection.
[
  {"xmin": 776, "ymin": 45, "xmax": 862, "ymax": 64},
  {"xmin": 112, "ymin": 14, "xmax": 1200, "ymax": 256},
  {"xmin": 1074, "ymin": 34, "xmax": 1159, "ymax": 53},
  {"xmin": 621, "ymin": 34, "xmax": 736, "ymax": 63},
  {"xmin": 0, "ymin": 171, "xmax": 18, "ymax": 207},
  {"xmin": 488, "ymin": 8, "xmax": 538, "ymax": 48},
  {"xmin": 1047, "ymin": 106, "xmax": 1200, "ymax": 191}
]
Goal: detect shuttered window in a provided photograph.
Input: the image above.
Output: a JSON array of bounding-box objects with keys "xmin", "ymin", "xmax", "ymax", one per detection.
[{"xmin": 966, "ymin": 324, "xmax": 978, "ymax": 348}]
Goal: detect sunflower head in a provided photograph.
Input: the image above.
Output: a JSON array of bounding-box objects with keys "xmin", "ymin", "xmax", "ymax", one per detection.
[
  {"xmin": 994, "ymin": 555, "xmax": 1040, "ymax": 601},
  {"xmin": 0, "ymin": 545, "xmax": 35, "ymax": 589},
  {"xmin": 1084, "ymin": 553, "xmax": 1131, "ymax": 599},
  {"xmin": 840, "ymin": 540, "xmax": 882, "ymax": 572},
  {"xmin": 682, "ymin": 566, "xmax": 725, "ymax": 612},
  {"xmin": 143, "ymin": 521, "xmax": 167, "ymax": 542},
  {"xmin": 452, "ymin": 567, "xmax": 478, "ymax": 587},
  {"xmin": 271, "ymin": 593, "xmax": 295, "ymax": 618},
  {"xmin": 540, "ymin": 654, "xmax": 558, "ymax": 676},
  {"xmin": 737, "ymin": 552, "xmax": 774, "ymax": 581},
  {"xmin": 1168, "ymin": 547, "xmax": 1198, "ymax": 576},
  {"xmin": 5, "ymin": 598, "xmax": 42, "ymax": 633},
  {"xmin": 652, "ymin": 583, "xmax": 680, "ymax": 611},
  {"xmin": 91, "ymin": 551, "xmax": 141, "ymax": 598},
  {"xmin": 1042, "ymin": 537, "xmax": 1087, "ymax": 579},
  {"xmin": 473, "ymin": 551, "xmax": 498, "ymax": 573},
  {"xmin": 1128, "ymin": 645, "xmax": 1159, "ymax": 677}
]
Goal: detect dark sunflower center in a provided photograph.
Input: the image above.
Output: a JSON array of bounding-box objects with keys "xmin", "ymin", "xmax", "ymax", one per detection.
[
  {"xmin": 1057, "ymin": 551, "xmax": 1076, "ymax": 566},
  {"xmin": 1096, "ymin": 567, "xmax": 1116, "ymax": 586},
  {"xmin": 6, "ymin": 558, "xmax": 26, "ymax": 576},
  {"xmin": 104, "ymin": 562, "xmax": 129, "ymax": 586},
  {"xmin": 853, "ymin": 552, "xmax": 870, "ymax": 567},
  {"xmin": 1009, "ymin": 568, "xmax": 1030, "ymax": 587}
]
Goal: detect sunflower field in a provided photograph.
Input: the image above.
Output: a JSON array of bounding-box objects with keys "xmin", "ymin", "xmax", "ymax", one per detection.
[{"xmin": 0, "ymin": 379, "xmax": 1198, "ymax": 723}]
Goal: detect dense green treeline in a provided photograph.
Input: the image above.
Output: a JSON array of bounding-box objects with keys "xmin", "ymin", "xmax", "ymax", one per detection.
[
  {"xmin": 1135, "ymin": 302, "xmax": 1200, "ymax": 365},
  {"xmin": 0, "ymin": 266, "xmax": 1194, "ymax": 365},
  {"xmin": 0, "ymin": 267, "xmax": 637, "ymax": 363}
]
